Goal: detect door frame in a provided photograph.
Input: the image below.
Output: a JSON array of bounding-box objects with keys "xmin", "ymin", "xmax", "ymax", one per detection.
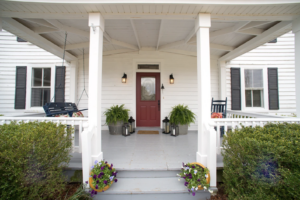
[{"xmin": 132, "ymin": 59, "xmax": 164, "ymax": 128}]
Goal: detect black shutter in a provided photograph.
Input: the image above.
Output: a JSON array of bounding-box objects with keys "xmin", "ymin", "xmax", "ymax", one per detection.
[
  {"xmin": 15, "ymin": 66, "xmax": 27, "ymax": 109},
  {"xmin": 268, "ymin": 68, "xmax": 279, "ymax": 110},
  {"xmin": 55, "ymin": 66, "xmax": 65, "ymax": 102},
  {"xmin": 231, "ymin": 68, "xmax": 241, "ymax": 110}
]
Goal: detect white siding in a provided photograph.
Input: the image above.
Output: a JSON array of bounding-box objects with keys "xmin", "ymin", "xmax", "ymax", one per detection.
[
  {"xmin": 0, "ymin": 30, "xmax": 70, "ymax": 114},
  {"xmin": 76, "ymin": 51, "xmax": 219, "ymax": 130},
  {"xmin": 226, "ymin": 32, "xmax": 296, "ymax": 115}
]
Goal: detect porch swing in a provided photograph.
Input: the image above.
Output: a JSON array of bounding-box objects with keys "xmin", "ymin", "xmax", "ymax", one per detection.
[{"xmin": 43, "ymin": 32, "xmax": 88, "ymax": 117}]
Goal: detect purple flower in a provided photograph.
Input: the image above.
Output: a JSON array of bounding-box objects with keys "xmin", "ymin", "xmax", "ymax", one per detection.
[
  {"xmin": 94, "ymin": 160, "xmax": 98, "ymax": 165},
  {"xmin": 111, "ymin": 164, "xmax": 113, "ymax": 167},
  {"xmin": 101, "ymin": 166, "xmax": 104, "ymax": 170},
  {"xmin": 93, "ymin": 174, "xmax": 97, "ymax": 179},
  {"xmin": 192, "ymin": 165, "xmax": 195, "ymax": 168},
  {"xmin": 105, "ymin": 161, "xmax": 107, "ymax": 164},
  {"xmin": 100, "ymin": 172, "xmax": 104, "ymax": 176},
  {"xmin": 98, "ymin": 174, "xmax": 101, "ymax": 178},
  {"xmin": 197, "ymin": 179, "xmax": 201, "ymax": 182},
  {"xmin": 85, "ymin": 181, "xmax": 88, "ymax": 184},
  {"xmin": 91, "ymin": 165, "xmax": 94, "ymax": 169},
  {"xmin": 185, "ymin": 167, "xmax": 190, "ymax": 170},
  {"xmin": 189, "ymin": 176, "xmax": 192, "ymax": 179},
  {"xmin": 95, "ymin": 191, "xmax": 97, "ymax": 195},
  {"xmin": 96, "ymin": 180, "xmax": 99, "ymax": 184},
  {"xmin": 114, "ymin": 179, "xmax": 118, "ymax": 183},
  {"xmin": 184, "ymin": 181, "xmax": 188, "ymax": 186},
  {"xmin": 103, "ymin": 180, "xmax": 108, "ymax": 185},
  {"xmin": 182, "ymin": 162, "xmax": 185, "ymax": 167},
  {"xmin": 183, "ymin": 176, "xmax": 186, "ymax": 179},
  {"xmin": 95, "ymin": 185, "xmax": 99, "ymax": 189},
  {"xmin": 109, "ymin": 167, "xmax": 112, "ymax": 171},
  {"xmin": 188, "ymin": 189, "xmax": 191, "ymax": 192},
  {"xmin": 191, "ymin": 188, "xmax": 195, "ymax": 192},
  {"xmin": 91, "ymin": 190, "xmax": 94, "ymax": 194},
  {"xmin": 192, "ymin": 192, "xmax": 195, "ymax": 196}
]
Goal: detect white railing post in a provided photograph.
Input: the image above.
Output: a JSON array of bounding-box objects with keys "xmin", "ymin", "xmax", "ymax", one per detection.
[
  {"xmin": 293, "ymin": 16, "xmax": 300, "ymax": 118},
  {"xmin": 207, "ymin": 122, "xmax": 217, "ymax": 191},
  {"xmin": 81, "ymin": 122, "xmax": 92, "ymax": 186}
]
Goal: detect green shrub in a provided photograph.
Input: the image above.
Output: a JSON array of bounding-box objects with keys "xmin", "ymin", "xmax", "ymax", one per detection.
[
  {"xmin": 222, "ymin": 123, "xmax": 300, "ymax": 200},
  {"xmin": 104, "ymin": 104, "xmax": 130, "ymax": 125},
  {"xmin": 169, "ymin": 104, "xmax": 196, "ymax": 125},
  {"xmin": 0, "ymin": 121, "xmax": 73, "ymax": 200}
]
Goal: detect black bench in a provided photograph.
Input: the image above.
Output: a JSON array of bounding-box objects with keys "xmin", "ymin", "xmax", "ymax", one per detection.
[{"xmin": 43, "ymin": 102, "xmax": 88, "ymax": 117}]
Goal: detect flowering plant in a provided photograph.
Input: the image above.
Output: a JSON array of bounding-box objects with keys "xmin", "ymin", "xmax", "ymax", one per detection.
[
  {"xmin": 178, "ymin": 162, "xmax": 210, "ymax": 196},
  {"xmin": 211, "ymin": 112, "xmax": 223, "ymax": 118},
  {"xmin": 88, "ymin": 160, "xmax": 118, "ymax": 197}
]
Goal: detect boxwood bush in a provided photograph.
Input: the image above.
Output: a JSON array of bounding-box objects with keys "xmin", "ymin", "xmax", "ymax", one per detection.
[
  {"xmin": 0, "ymin": 121, "xmax": 73, "ymax": 199},
  {"xmin": 222, "ymin": 123, "xmax": 300, "ymax": 200}
]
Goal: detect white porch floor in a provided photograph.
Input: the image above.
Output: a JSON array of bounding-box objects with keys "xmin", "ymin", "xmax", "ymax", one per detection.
[{"xmin": 70, "ymin": 127, "xmax": 224, "ymax": 170}]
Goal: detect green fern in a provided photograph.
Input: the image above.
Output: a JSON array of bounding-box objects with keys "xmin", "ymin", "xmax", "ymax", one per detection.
[
  {"xmin": 169, "ymin": 104, "xmax": 196, "ymax": 126},
  {"xmin": 104, "ymin": 104, "xmax": 130, "ymax": 125}
]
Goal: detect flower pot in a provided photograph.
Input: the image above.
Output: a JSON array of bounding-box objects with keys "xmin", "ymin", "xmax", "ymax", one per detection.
[
  {"xmin": 178, "ymin": 123, "xmax": 188, "ymax": 135},
  {"xmin": 190, "ymin": 162, "xmax": 210, "ymax": 190},
  {"xmin": 108, "ymin": 121, "xmax": 123, "ymax": 135},
  {"xmin": 89, "ymin": 164, "xmax": 114, "ymax": 192}
]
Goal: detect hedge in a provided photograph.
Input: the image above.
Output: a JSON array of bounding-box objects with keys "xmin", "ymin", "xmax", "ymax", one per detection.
[
  {"xmin": 222, "ymin": 123, "xmax": 300, "ymax": 200},
  {"xmin": 0, "ymin": 121, "xmax": 73, "ymax": 199}
]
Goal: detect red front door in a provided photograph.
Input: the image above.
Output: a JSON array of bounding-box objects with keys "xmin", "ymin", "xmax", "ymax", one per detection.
[{"xmin": 136, "ymin": 73, "xmax": 160, "ymax": 127}]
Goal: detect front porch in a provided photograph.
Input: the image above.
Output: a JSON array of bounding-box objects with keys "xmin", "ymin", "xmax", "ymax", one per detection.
[{"xmin": 70, "ymin": 127, "xmax": 223, "ymax": 171}]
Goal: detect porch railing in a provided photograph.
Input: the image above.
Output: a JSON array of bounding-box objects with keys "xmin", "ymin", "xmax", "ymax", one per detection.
[
  {"xmin": 206, "ymin": 118, "xmax": 300, "ymax": 190},
  {"xmin": 227, "ymin": 110, "xmax": 285, "ymax": 118},
  {"xmin": 0, "ymin": 117, "xmax": 88, "ymax": 153}
]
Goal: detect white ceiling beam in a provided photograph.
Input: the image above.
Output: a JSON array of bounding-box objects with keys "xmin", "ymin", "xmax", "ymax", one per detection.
[
  {"xmin": 111, "ymin": 39, "xmax": 139, "ymax": 50},
  {"xmin": 240, "ymin": 21, "xmax": 273, "ymax": 30},
  {"xmin": 0, "ymin": 11, "xmax": 297, "ymax": 21},
  {"xmin": 3, "ymin": 18, "xmax": 76, "ymax": 61},
  {"xmin": 219, "ymin": 21, "xmax": 292, "ymax": 62},
  {"xmin": 23, "ymin": 18, "xmax": 56, "ymax": 28},
  {"xmin": 156, "ymin": 20, "xmax": 164, "ymax": 50},
  {"xmin": 45, "ymin": 19, "xmax": 89, "ymax": 38},
  {"xmin": 103, "ymin": 49, "xmax": 138, "ymax": 56},
  {"xmin": 60, "ymin": 42, "xmax": 89, "ymax": 50},
  {"xmin": 130, "ymin": 19, "xmax": 141, "ymax": 50},
  {"xmin": 237, "ymin": 28, "xmax": 264, "ymax": 35},
  {"xmin": 210, "ymin": 43, "xmax": 234, "ymax": 51},
  {"xmin": 158, "ymin": 40, "xmax": 185, "ymax": 51},
  {"xmin": 160, "ymin": 49, "xmax": 220, "ymax": 60},
  {"xmin": 32, "ymin": 26, "xmax": 59, "ymax": 34},
  {"xmin": 211, "ymin": 21, "xmax": 250, "ymax": 38},
  {"xmin": 184, "ymin": 28, "xmax": 196, "ymax": 44}
]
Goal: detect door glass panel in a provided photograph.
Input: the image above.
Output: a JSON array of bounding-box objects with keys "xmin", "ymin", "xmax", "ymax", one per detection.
[{"xmin": 141, "ymin": 77, "xmax": 155, "ymax": 101}]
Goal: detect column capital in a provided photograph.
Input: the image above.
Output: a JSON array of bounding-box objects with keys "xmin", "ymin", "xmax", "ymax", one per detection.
[
  {"xmin": 88, "ymin": 13, "xmax": 105, "ymax": 32},
  {"xmin": 195, "ymin": 13, "xmax": 211, "ymax": 32}
]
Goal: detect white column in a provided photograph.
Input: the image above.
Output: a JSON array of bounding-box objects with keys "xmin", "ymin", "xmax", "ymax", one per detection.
[
  {"xmin": 69, "ymin": 60, "xmax": 78, "ymax": 103},
  {"xmin": 293, "ymin": 17, "xmax": 300, "ymax": 118},
  {"xmin": 195, "ymin": 13, "xmax": 211, "ymax": 166},
  {"xmin": 88, "ymin": 13, "xmax": 105, "ymax": 162},
  {"xmin": 0, "ymin": 18, "xmax": 2, "ymax": 31},
  {"xmin": 219, "ymin": 61, "xmax": 226, "ymax": 100}
]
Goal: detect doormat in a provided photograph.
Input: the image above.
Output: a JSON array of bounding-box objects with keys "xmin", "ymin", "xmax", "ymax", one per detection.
[{"xmin": 137, "ymin": 130, "xmax": 159, "ymax": 134}]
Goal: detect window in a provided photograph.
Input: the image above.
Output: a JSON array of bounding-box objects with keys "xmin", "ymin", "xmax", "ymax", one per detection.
[
  {"xmin": 244, "ymin": 69, "xmax": 263, "ymax": 107},
  {"xmin": 31, "ymin": 68, "xmax": 51, "ymax": 107}
]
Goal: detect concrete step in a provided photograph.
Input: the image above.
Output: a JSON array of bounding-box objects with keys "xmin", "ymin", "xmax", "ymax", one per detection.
[{"xmin": 94, "ymin": 177, "xmax": 211, "ymax": 200}]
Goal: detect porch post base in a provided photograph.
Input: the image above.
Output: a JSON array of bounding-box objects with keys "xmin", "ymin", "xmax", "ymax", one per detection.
[
  {"xmin": 91, "ymin": 152, "xmax": 103, "ymax": 163},
  {"xmin": 208, "ymin": 186, "xmax": 218, "ymax": 195},
  {"xmin": 196, "ymin": 152, "xmax": 207, "ymax": 166}
]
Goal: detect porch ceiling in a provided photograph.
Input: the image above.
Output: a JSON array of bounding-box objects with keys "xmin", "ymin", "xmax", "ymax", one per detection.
[{"xmin": 1, "ymin": 1, "xmax": 299, "ymax": 61}]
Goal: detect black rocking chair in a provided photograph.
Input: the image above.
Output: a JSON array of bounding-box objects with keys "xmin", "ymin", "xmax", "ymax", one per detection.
[{"xmin": 211, "ymin": 98, "xmax": 227, "ymax": 136}]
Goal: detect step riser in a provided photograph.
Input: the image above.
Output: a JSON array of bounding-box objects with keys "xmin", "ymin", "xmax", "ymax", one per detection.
[
  {"xmin": 63, "ymin": 169, "xmax": 182, "ymax": 180},
  {"xmin": 94, "ymin": 193, "xmax": 211, "ymax": 200},
  {"xmin": 117, "ymin": 170, "xmax": 181, "ymax": 178}
]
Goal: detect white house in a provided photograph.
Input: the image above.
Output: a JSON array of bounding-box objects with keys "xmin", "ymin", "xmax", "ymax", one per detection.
[{"xmin": 1, "ymin": 1, "xmax": 300, "ymax": 199}]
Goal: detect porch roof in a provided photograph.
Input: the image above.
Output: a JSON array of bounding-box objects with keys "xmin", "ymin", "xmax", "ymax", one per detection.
[{"xmin": 1, "ymin": 1, "xmax": 299, "ymax": 61}]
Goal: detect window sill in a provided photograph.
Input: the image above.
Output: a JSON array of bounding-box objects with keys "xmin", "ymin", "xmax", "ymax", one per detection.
[{"xmin": 24, "ymin": 108, "xmax": 45, "ymax": 113}]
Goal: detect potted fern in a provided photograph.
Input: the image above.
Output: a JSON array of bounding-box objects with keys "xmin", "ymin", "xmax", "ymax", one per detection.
[
  {"xmin": 104, "ymin": 104, "xmax": 130, "ymax": 135},
  {"xmin": 169, "ymin": 104, "xmax": 196, "ymax": 135}
]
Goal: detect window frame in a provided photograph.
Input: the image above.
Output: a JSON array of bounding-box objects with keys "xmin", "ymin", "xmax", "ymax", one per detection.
[
  {"xmin": 25, "ymin": 65, "xmax": 56, "ymax": 112},
  {"xmin": 240, "ymin": 67, "xmax": 269, "ymax": 112}
]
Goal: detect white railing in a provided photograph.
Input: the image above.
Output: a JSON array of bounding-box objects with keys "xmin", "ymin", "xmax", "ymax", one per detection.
[
  {"xmin": 206, "ymin": 118, "xmax": 300, "ymax": 190},
  {"xmin": 0, "ymin": 117, "xmax": 88, "ymax": 153},
  {"xmin": 227, "ymin": 110, "xmax": 285, "ymax": 118}
]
